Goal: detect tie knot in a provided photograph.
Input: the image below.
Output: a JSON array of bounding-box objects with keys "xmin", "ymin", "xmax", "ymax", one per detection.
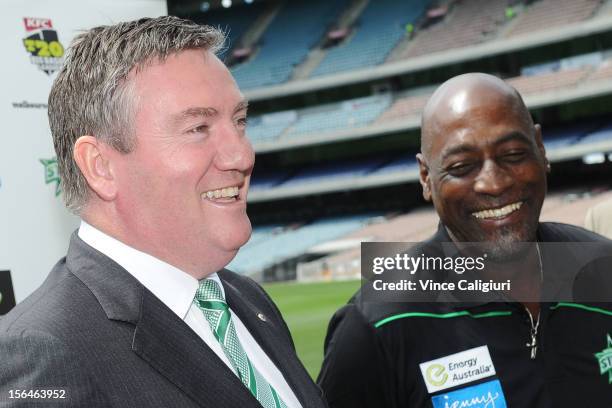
[{"xmin": 195, "ymin": 279, "xmax": 227, "ymax": 306}]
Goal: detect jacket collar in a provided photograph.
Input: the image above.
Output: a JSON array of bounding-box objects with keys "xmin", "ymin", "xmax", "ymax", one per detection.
[{"xmin": 67, "ymin": 232, "xmax": 142, "ymax": 323}]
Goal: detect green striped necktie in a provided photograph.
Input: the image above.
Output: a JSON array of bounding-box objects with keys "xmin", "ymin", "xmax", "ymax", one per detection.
[{"xmin": 194, "ymin": 279, "xmax": 287, "ymax": 408}]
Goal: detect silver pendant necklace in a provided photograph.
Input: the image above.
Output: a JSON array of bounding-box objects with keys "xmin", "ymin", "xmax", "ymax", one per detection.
[{"xmin": 524, "ymin": 242, "xmax": 543, "ymax": 360}]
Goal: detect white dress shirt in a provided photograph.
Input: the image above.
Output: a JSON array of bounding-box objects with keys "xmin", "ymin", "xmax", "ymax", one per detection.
[{"xmin": 79, "ymin": 221, "xmax": 302, "ymax": 408}]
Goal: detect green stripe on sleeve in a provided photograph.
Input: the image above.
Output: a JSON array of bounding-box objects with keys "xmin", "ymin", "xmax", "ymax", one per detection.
[
  {"xmin": 374, "ymin": 310, "xmax": 512, "ymax": 328},
  {"xmin": 550, "ymin": 302, "xmax": 612, "ymax": 316}
]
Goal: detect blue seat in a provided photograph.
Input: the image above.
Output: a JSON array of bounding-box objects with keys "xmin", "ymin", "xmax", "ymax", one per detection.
[
  {"xmin": 374, "ymin": 156, "xmax": 419, "ymax": 174},
  {"xmin": 247, "ymin": 110, "xmax": 297, "ymax": 142},
  {"xmin": 249, "ymin": 171, "xmax": 290, "ymax": 191},
  {"xmin": 283, "ymin": 158, "xmax": 384, "ymax": 187},
  {"xmin": 287, "ymin": 95, "xmax": 391, "ymax": 137},
  {"xmin": 311, "ymin": 0, "xmax": 429, "ymax": 77},
  {"xmin": 192, "ymin": 3, "xmax": 265, "ymax": 60},
  {"xmin": 543, "ymin": 121, "xmax": 604, "ymax": 150},
  {"xmin": 232, "ymin": 0, "xmax": 350, "ymax": 89},
  {"xmin": 577, "ymin": 122, "xmax": 612, "ymax": 145}
]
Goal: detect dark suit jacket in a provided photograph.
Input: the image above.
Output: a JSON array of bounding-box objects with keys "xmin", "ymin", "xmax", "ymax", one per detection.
[{"xmin": 0, "ymin": 233, "xmax": 326, "ymax": 407}]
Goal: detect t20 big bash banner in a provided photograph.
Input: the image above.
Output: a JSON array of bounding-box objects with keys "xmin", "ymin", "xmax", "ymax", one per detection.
[{"xmin": 0, "ymin": 0, "xmax": 167, "ymax": 305}]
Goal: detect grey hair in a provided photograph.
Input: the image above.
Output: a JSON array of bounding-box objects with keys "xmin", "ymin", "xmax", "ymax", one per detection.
[{"xmin": 48, "ymin": 16, "xmax": 225, "ymax": 213}]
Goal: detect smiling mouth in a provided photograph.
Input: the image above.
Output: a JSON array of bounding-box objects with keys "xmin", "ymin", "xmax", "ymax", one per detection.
[
  {"xmin": 202, "ymin": 186, "xmax": 240, "ymax": 201},
  {"xmin": 471, "ymin": 201, "xmax": 523, "ymax": 220}
]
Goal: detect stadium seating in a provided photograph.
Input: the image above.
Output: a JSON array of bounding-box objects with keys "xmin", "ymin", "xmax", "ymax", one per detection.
[
  {"xmin": 374, "ymin": 92, "xmax": 430, "ymax": 125},
  {"xmin": 245, "ymin": 56, "xmax": 609, "ymax": 145},
  {"xmin": 504, "ymin": 0, "xmax": 603, "ymax": 38},
  {"xmin": 211, "ymin": 0, "xmax": 607, "ymax": 92},
  {"xmin": 299, "ymin": 189, "xmax": 612, "ymax": 280},
  {"xmin": 252, "ymin": 115, "xmax": 611, "ymax": 194},
  {"xmin": 246, "ymin": 225, "xmax": 283, "ymax": 246},
  {"xmin": 373, "ymin": 65, "xmax": 597, "ymax": 128},
  {"xmin": 577, "ymin": 121, "xmax": 612, "ymax": 145},
  {"xmin": 372, "ymin": 155, "xmax": 419, "ymax": 175},
  {"xmin": 507, "ymin": 66, "xmax": 592, "ymax": 95},
  {"xmin": 248, "ymin": 115, "xmax": 611, "ymax": 206},
  {"xmin": 391, "ymin": 0, "xmax": 508, "ymax": 60},
  {"xmin": 297, "ymin": 210, "xmax": 442, "ymax": 280},
  {"xmin": 205, "ymin": 0, "xmax": 612, "ymax": 280},
  {"xmin": 540, "ymin": 190, "xmax": 612, "ymax": 227},
  {"xmin": 286, "ymin": 95, "xmax": 391, "ymax": 137},
  {"xmin": 231, "ymin": 0, "xmax": 349, "ymax": 89},
  {"xmin": 192, "ymin": 3, "xmax": 265, "ymax": 59},
  {"xmin": 227, "ymin": 215, "xmax": 374, "ymax": 274},
  {"xmin": 543, "ymin": 122, "xmax": 602, "ymax": 150},
  {"xmin": 370, "ymin": 72, "xmax": 580, "ymax": 128},
  {"xmin": 247, "ymin": 110, "xmax": 297, "ymax": 142},
  {"xmin": 310, "ymin": 0, "xmax": 429, "ymax": 77},
  {"xmin": 588, "ymin": 59, "xmax": 612, "ymax": 81},
  {"xmin": 249, "ymin": 169, "xmax": 292, "ymax": 191},
  {"xmin": 282, "ymin": 158, "xmax": 384, "ymax": 187},
  {"xmin": 247, "ymin": 121, "xmax": 291, "ymax": 141},
  {"xmin": 246, "ymin": 95, "xmax": 390, "ymax": 143}
]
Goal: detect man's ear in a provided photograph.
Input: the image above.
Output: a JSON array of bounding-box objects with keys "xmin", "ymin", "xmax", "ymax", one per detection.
[
  {"xmin": 416, "ymin": 153, "xmax": 432, "ymax": 201},
  {"xmin": 533, "ymin": 124, "xmax": 550, "ymax": 172},
  {"xmin": 73, "ymin": 136, "xmax": 117, "ymax": 201}
]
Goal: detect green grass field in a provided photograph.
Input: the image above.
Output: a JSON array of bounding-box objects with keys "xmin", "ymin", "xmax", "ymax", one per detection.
[{"xmin": 263, "ymin": 280, "xmax": 361, "ymax": 379}]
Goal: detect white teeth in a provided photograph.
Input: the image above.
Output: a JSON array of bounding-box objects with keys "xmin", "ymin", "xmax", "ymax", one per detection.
[
  {"xmin": 203, "ymin": 186, "xmax": 239, "ymax": 200},
  {"xmin": 472, "ymin": 202, "xmax": 522, "ymax": 219}
]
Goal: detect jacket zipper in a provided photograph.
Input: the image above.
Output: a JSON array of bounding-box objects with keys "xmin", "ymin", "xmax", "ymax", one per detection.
[{"xmin": 524, "ymin": 306, "xmax": 540, "ymax": 359}]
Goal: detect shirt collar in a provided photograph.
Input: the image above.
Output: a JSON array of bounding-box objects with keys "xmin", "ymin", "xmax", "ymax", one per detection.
[{"xmin": 78, "ymin": 221, "xmax": 223, "ymax": 319}]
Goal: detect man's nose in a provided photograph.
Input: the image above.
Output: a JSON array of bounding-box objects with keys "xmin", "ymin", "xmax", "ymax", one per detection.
[
  {"xmin": 473, "ymin": 160, "xmax": 514, "ymax": 196},
  {"xmin": 215, "ymin": 124, "xmax": 255, "ymax": 172}
]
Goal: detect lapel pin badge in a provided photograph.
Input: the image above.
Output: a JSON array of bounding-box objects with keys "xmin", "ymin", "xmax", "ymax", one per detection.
[{"xmin": 257, "ymin": 312, "xmax": 267, "ymax": 322}]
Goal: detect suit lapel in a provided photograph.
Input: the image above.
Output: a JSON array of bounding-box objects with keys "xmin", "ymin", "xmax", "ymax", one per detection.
[
  {"xmin": 223, "ymin": 278, "xmax": 317, "ymax": 407},
  {"xmin": 132, "ymin": 290, "xmax": 261, "ymax": 407}
]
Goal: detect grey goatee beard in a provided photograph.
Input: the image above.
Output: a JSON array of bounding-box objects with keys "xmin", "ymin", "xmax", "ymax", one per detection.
[{"xmin": 477, "ymin": 224, "xmax": 537, "ymax": 262}]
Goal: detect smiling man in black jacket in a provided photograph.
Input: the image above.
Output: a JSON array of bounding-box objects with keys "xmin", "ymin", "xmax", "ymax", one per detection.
[{"xmin": 318, "ymin": 73, "xmax": 612, "ymax": 408}]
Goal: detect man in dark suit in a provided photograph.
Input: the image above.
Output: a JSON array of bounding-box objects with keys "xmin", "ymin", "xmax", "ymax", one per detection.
[{"xmin": 0, "ymin": 16, "xmax": 326, "ymax": 408}]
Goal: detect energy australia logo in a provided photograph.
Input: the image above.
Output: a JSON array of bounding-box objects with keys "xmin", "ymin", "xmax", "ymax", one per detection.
[
  {"xmin": 420, "ymin": 346, "xmax": 496, "ymax": 394},
  {"xmin": 40, "ymin": 157, "xmax": 61, "ymax": 197},
  {"xmin": 595, "ymin": 334, "xmax": 612, "ymax": 384},
  {"xmin": 426, "ymin": 364, "xmax": 449, "ymax": 387}
]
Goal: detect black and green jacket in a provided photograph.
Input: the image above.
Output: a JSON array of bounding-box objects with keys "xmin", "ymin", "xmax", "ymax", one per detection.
[{"xmin": 318, "ymin": 222, "xmax": 612, "ymax": 408}]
